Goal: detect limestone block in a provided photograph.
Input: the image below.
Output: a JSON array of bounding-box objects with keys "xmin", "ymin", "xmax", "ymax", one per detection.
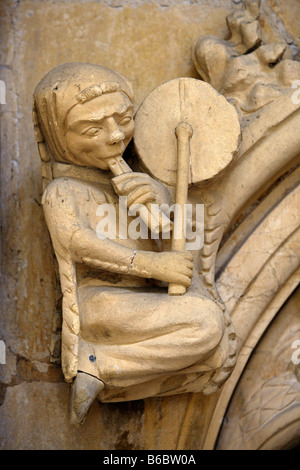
[
  {"xmin": 266, "ymin": 0, "xmax": 300, "ymax": 49},
  {"xmin": 0, "ymin": 0, "xmax": 15, "ymax": 66},
  {"xmin": 0, "ymin": 381, "xmax": 146, "ymax": 450},
  {"xmin": 0, "ymin": 349, "xmax": 16, "ymax": 386},
  {"xmin": 0, "ymin": 0, "xmax": 300, "ymax": 451},
  {"xmin": 217, "ymin": 288, "xmax": 300, "ymax": 450}
]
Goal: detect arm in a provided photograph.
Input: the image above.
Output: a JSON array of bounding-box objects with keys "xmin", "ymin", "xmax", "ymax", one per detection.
[
  {"xmin": 71, "ymin": 227, "xmax": 193, "ymax": 287},
  {"xmin": 43, "ymin": 178, "xmax": 193, "ymax": 286}
]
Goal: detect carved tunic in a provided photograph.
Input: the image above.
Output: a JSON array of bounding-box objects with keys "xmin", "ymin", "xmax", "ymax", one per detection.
[{"xmin": 42, "ymin": 174, "xmax": 229, "ymax": 401}]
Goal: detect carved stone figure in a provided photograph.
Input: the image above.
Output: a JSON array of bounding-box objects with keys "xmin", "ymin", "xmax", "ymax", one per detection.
[
  {"xmin": 187, "ymin": 0, "xmax": 300, "ymax": 450},
  {"xmin": 32, "ymin": 63, "xmax": 239, "ymax": 425},
  {"xmin": 192, "ymin": 0, "xmax": 300, "ymax": 114}
]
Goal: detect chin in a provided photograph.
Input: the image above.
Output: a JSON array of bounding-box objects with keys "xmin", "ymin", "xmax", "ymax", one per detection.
[{"xmin": 96, "ymin": 162, "xmax": 110, "ymax": 171}]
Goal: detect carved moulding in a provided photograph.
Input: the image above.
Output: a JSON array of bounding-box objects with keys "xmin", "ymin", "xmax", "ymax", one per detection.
[
  {"xmin": 162, "ymin": 164, "xmax": 300, "ymax": 449},
  {"xmin": 202, "ymin": 184, "xmax": 300, "ymax": 450},
  {"xmin": 217, "ymin": 287, "xmax": 300, "ymax": 450},
  {"xmin": 191, "ymin": 0, "xmax": 300, "ymax": 297},
  {"xmin": 172, "ymin": 0, "xmax": 300, "ymax": 450},
  {"xmin": 33, "ymin": 63, "xmax": 240, "ymax": 425}
]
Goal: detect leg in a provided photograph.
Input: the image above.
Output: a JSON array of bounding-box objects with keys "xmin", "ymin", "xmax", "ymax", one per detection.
[{"xmin": 69, "ymin": 372, "xmax": 104, "ymax": 426}]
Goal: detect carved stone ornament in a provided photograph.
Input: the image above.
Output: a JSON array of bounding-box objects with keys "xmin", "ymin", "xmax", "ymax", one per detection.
[
  {"xmin": 33, "ymin": 61, "xmax": 239, "ymax": 425},
  {"xmin": 31, "ymin": 0, "xmax": 300, "ymax": 434}
]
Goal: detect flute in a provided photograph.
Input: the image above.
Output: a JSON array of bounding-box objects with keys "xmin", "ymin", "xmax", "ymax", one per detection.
[{"xmin": 107, "ymin": 155, "xmax": 171, "ymax": 235}]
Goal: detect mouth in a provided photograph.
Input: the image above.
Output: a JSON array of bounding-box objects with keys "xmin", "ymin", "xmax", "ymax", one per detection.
[{"xmin": 104, "ymin": 152, "xmax": 123, "ymax": 159}]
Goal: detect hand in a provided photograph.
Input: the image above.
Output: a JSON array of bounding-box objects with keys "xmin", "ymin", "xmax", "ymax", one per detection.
[
  {"xmin": 135, "ymin": 251, "xmax": 194, "ymax": 287},
  {"xmin": 112, "ymin": 172, "xmax": 171, "ymax": 208}
]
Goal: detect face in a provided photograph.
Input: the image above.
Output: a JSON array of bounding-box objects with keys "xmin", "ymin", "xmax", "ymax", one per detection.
[{"xmin": 65, "ymin": 92, "xmax": 135, "ymax": 170}]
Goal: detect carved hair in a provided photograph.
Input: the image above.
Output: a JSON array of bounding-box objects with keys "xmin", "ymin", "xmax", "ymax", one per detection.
[{"xmin": 75, "ymin": 82, "xmax": 123, "ymax": 103}]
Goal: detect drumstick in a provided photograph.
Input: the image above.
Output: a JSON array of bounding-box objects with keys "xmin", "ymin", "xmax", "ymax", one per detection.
[
  {"xmin": 106, "ymin": 155, "xmax": 171, "ymax": 234},
  {"xmin": 168, "ymin": 122, "xmax": 193, "ymax": 296}
]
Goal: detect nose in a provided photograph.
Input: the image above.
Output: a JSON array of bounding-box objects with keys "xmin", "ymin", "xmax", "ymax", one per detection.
[
  {"xmin": 109, "ymin": 129, "xmax": 125, "ymax": 145},
  {"xmin": 106, "ymin": 117, "xmax": 125, "ymax": 145}
]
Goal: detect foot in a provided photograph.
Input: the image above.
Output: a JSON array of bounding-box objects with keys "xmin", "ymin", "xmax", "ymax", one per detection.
[{"xmin": 69, "ymin": 372, "xmax": 104, "ymax": 426}]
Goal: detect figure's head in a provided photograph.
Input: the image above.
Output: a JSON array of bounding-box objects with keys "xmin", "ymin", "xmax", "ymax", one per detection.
[{"xmin": 33, "ymin": 63, "xmax": 134, "ymax": 170}]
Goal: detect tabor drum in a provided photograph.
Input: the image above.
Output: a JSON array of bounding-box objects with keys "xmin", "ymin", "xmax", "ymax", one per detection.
[{"xmin": 133, "ymin": 78, "xmax": 240, "ymax": 187}]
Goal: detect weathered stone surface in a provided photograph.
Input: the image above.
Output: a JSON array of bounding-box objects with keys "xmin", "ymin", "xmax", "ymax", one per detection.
[
  {"xmin": 1, "ymin": 0, "xmax": 300, "ymax": 451},
  {"xmin": 1, "ymin": 0, "xmax": 234, "ymax": 365},
  {"xmin": 0, "ymin": 381, "xmax": 146, "ymax": 450},
  {"xmin": 217, "ymin": 287, "xmax": 300, "ymax": 450},
  {"xmin": 267, "ymin": 0, "xmax": 300, "ymax": 50},
  {"xmin": 0, "ymin": 348, "xmax": 16, "ymax": 386}
]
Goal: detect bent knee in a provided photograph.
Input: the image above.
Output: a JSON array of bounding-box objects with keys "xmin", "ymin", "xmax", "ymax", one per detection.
[{"xmin": 187, "ymin": 304, "xmax": 225, "ymax": 354}]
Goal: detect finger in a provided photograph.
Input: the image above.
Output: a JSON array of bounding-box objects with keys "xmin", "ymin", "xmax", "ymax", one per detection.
[
  {"xmin": 176, "ymin": 275, "xmax": 192, "ymax": 287},
  {"xmin": 174, "ymin": 251, "xmax": 193, "ymax": 261},
  {"xmin": 180, "ymin": 267, "xmax": 193, "ymax": 278},
  {"xmin": 177, "ymin": 259, "xmax": 193, "ymax": 271},
  {"xmin": 113, "ymin": 180, "xmax": 149, "ymax": 196},
  {"xmin": 183, "ymin": 252, "xmax": 193, "ymax": 261},
  {"xmin": 129, "ymin": 193, "xmax": 156, "ymax": 210},
  {"xmin": 183, "ymin": 260, "xmax": 194, "ymax": 270},
  {"xmin": 112, "ymin": 172, "xmax": 149, "ymax": 183},
  {"xmin": 122, "ymin": 179, "xmax": 153, "ymax": 195},
  {"xmin": 111, "ymin": 173, "xmax": 136, "ymax": 184},
  {"xmin": 127, "ymin": 186, "xmax": 155, "ymax": 207},
  {"xmin": 112, "ymin": 174, "xmax": 151, "ymax": 194},
  {"xmin": 111, "ymin": 174, "xmax": 138, "ymax": 195}
]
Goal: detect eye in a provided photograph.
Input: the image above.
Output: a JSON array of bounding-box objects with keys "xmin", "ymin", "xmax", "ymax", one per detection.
[
  {"xmin": 82, "ymin": 127, "xmax": 102, "ymax": 136},
  {"xmin": 118, "ymin": 116, "xmax": 132, "ymax": 126}
]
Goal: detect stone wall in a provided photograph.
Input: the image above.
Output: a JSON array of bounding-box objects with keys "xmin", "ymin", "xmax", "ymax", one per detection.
[{"xmin": 0, "ymin": 0, "xmax": 299, "ymax": 450}]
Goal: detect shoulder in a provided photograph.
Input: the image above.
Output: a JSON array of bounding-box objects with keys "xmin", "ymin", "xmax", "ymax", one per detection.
[
  {"xmin": 42, "ymin": 177, "xmax": 90, "ymax": 206},
  {"xmin": 42, "ymin": 177, "xmax": 108, "ymax": 219},
  {"xmin": 41, "ymin": 178, "xmax": 89, "ymax": 241},
  {"xmin": 42, "ymin": 178, "xmax": 74, "ymax": 205}
]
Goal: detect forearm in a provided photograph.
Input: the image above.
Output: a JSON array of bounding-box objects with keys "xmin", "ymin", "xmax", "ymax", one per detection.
[
  {"xmin": 71, "ymin": 227, "xmax": 153, "ymax": 278},
  {"xmin": 70, "ymin": 227, "xmax": 193, "ymax": 285}
]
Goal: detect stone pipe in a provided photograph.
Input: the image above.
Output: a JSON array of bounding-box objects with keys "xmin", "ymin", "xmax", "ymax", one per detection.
[{"xmin": 168, "ymin": 122, "xmax": 193, "ymax": 296}]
